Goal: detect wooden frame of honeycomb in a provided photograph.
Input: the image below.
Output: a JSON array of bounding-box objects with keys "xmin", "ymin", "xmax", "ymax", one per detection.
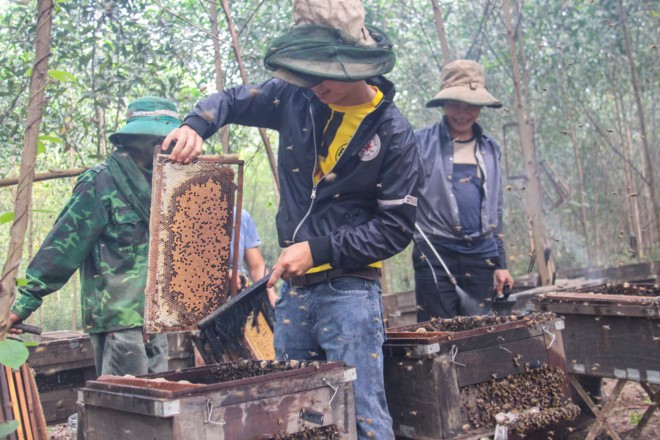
[{"xmin": 145, "ymin": 155, "xmax": 244, "ymax": 333}]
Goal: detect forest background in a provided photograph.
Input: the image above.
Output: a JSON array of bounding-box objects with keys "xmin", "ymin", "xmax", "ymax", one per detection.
[{"xmin": 0, "ymin": 0, "xmax": 657, "ymax": 332}]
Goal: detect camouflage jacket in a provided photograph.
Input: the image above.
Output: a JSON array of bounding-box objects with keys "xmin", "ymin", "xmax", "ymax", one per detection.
[{"xmin": 12, "ymin": 156, "xmax": 151, "ymax": 333}]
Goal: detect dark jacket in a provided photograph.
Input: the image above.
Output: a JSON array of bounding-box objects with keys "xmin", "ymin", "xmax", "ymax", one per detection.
[
  {"xmin": 414, "ymin": 117, "xmax": 507, "ymax": 267},
  {"xmin": 183, "ymin": 77, "xmax": 420, "ymax": 269}
]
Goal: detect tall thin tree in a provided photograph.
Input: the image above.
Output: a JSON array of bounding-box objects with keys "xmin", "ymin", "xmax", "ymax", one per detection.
[
  {"xmin": 502, "ymin": 0, "xmax": 553, "ymax": 285},
  {"xmin": 616, "ymin": 0, "xmax": 658, "ymax": 244},
  {"xmin": 430, "ymin": 0, "xmax": 451, "ymax": 64},
  {"xmin": 220, "ymin": 0, "xmax": 280, "ymax": 195},
  {"xmin": 209, "ymin": 0, "xmax": 230, "ymax": 153},
  {"xmin": 0, "ymin": 0, "xmax": 54, "ymax": 337}
]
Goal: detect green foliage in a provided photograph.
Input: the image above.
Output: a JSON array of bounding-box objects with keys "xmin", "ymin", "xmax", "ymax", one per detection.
[
  {"xmin": 0, "ymin": 421, "xmax": 19, "ymax": 438},
  {"xmin": 0, "ymin": 212, "xmax": 14, "ymax": 225},
  {"xmin": 0, "ymin": 339, "xmax": 29, "ymax": 369},
  {"xmin": 629, "ymin": 410, "xmax": 642, "ymax": 426}
]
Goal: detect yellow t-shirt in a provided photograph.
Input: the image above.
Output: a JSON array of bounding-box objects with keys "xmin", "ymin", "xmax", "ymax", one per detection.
[{"xmin": 308, "ymin": 87, "xmax": 384, "ymax": 273}]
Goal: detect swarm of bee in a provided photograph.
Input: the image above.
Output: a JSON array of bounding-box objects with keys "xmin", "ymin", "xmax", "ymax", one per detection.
[
  {"xmin": 460, "ymin": 365, "xmax": 579, "ymax": 433},
  {"xmin": 416, "ymin": 312, "xmax": 558, "ymax": 333},
  {"xmin": 207, "ymin": 360, "xmax": 323, "ymax": 383},
  {"xmin": 584, "ymin": 282, "xmax": 660, "ymax": 298},
  {"xmin": 269, "ymin": 425, "xmax": 342, "ymax": 440},
  {"xmin": 36, "ymin": 370, "xmax": 85, "ymax": 392}
]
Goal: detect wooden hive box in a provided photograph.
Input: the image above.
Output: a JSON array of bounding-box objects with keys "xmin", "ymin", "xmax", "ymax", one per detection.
[
  {"xmin": 382, "ymin": 290, "xmax": 418, "ymax": 329},
  {"xmin": 27, "ymin": 331, "xmax": 96, "ymax": 425},
  {"xmin": 383, "ymin": 313, "xmax": 578, "ymax": 439},
  {"xmin": 532, "ymin": 282, "xmax": 660, "ymax": 383},
  {"xmin": 77, "ymin": 360, "xmax": 357, "ymax": 439}
]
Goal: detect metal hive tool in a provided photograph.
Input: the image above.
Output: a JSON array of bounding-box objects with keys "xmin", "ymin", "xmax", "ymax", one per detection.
[{"xmin": 145, "ymin": 155, "xmax": 243, "ymax": 333}]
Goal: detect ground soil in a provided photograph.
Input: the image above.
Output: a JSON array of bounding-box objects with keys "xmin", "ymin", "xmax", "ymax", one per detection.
[
  {"xmin": 46, "ymin": 379, "xmax": 658, "ymax": 440},
  {"xmin": 588, "ymin": 379, "xmax": 659, "ymax": 439}
]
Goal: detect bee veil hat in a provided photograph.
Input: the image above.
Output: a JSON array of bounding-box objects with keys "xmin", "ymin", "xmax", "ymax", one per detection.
[{"xmin": 264, "ymin": 0, "xmax": 396, "ymax": 87}]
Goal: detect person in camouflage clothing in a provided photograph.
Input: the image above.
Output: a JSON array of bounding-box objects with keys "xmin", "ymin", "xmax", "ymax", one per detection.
[{"xmin": 9, "ymin": 97, "xmax": 179, "ymax": 377}]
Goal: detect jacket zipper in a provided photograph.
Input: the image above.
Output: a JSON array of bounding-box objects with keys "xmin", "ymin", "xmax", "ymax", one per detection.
[
  {"xmin": 291, "ymin": 105, "xmax": 320, "ymax": 243},
  {"xmin": 291, "ymin": 99, "xmax": 386, "ymax": 243}
]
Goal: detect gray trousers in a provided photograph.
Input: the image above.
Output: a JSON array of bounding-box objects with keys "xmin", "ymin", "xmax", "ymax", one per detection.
[{"xmin": 89, "ymin": 328, "xmax": 169, "ymax": 376}]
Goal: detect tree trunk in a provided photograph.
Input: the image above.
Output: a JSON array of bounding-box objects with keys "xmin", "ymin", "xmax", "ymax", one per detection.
[
  {"xmin": 611, "ymin": 85, "xmax": 644, "ymax": 260},
  {"xmin": 502, "ymin": 0, "xmax": 552, "ymax": 285},
  {"xmin": 557, "ymin": 67, "xmax": 592, "ymax": 264},
  {"xmin": 430, "ymin": 0, "xmax": 451, "ymax": 64},
  {"xmin": 0, "ymin": 0, "xmax": 53, "ymax": 337},
  {"xmin": 569, "ymin": 130, "xmax": 593, "ymax": 264},
  {"xmin": 623, "ymin": 125, "xmax": 643, "ymax": 259},
  {"xmin": 220, "ymin": 0, "xmax": 280, "ymax": 197},
  {"xmin": 616, "ymin": 0, "xmax": 659, "ymax": 243},
  {"xmin": 209, "ymin": 0, "xmax": 230, "ymax": 153}
]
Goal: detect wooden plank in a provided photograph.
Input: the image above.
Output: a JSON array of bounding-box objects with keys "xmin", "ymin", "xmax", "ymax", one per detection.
[
  {"xmin": 13, "ymin": 369, "xmax": 33, "ymax": 440},
  {"xmin": 584, "ymin": 379, "xmax": 626, "ymax": 440},
  {"xmin": 0, "ymin": 366, "xmax": 18, "ymax": 440},
  {"xmin": 384, "ymin": 356, "xmax": 443, "ymax": 439},
  {"xmin": 20, "ymin": 366, "xmax": 37, "ymax": 439},
  {"xmin": 28, "ymin": 337, "xmax": 94, "ymax": 369},
  {"xmin": 83, "ymin": 405, "xmax": 174, "ymax": 440},
  {"xmin": 568, "ymin": 375, "xmax": 618, "ymax": 437},
  {"xmin": 534, "ymin": 301, "xmax": 656, "ymax": 318},
  {"xmin": 5, "ymin": 366, "xmax": 24, "ymax": 440},
  {"xmin": 627, "ymin": 384, "xmax": 658, "ymax": 438},
  {"xmin": 436, "ymin": 354, "xmax": 463, "ymax": 438},
  {"xmin": 545, "ymin": 327, "xmax": 570, "ymax": 396},
  {"xmin": 557, "ymin": 260, "xmax": 660, "ymax": 282},
  {"xmin": 38, "ymin": 387, "xmax": 78, "ymax": 425}
]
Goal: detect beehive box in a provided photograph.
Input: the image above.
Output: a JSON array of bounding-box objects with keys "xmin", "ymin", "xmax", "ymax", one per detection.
[
  {"xmin": 77, "ymin": 360, "xmax": 357, "ymax": 439},
  {"xmin": 27, "ymin": 331, "xmax": 95, "ymax": 425},
  {"xmin": 26, "ymin": 331, "xmax": 195, "ymax": 425},
  {"xmin": 532, "ymin": 282, "xmax": 660, "ymax": 383},
  {"xmin": 382, "ymin": 290, "xmax": 417, "ymax": 328},
  {"xmin": 383, "ymin": 313, "xmax": 578, "ymax": 439}
]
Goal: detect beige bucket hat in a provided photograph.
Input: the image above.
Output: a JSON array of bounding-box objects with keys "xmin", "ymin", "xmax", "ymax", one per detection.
[
  {"xmin": 426, "ymin": 59, "xmax": 502, "ymax": 108},
  {"xmin": 293, "ymin": 0, "xmax": 376, "ymax": 46}
]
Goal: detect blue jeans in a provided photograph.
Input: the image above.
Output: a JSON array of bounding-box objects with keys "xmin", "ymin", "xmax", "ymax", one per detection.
[{"xmin": 274, "ymin": 277, "xmax": 394, "ymax": 440}]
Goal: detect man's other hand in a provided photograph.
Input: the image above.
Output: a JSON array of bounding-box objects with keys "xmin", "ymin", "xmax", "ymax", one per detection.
[{"xmin": 267, "ymin": 242, "xmax": 314, "ymax": 288}]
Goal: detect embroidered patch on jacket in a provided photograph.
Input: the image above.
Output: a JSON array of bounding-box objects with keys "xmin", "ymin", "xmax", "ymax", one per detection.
[
  {"xmin": 359, "ymin": 134, "xmax": 381, "ymax": 161},
  {"xmin": 404, "ymin": 195, "xmax": 418, "ymax": 206}
]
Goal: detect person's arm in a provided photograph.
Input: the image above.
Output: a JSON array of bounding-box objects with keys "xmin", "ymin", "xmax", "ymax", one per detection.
[
  {"xmin": 11, "ymin": 172, "xmax": 107, "ymax": 322},
  {"xmin": 164, "ymin": 79, "xmax": 293, "ymax": 163}
]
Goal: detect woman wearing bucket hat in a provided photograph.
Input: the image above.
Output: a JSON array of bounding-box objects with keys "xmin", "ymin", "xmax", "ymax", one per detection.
[
  {"xmin": 10, "ymin": 97, "xmax": 178, "ymax": 377},
  {"xmin": 413, "ymin": 60, "xmax": 514, "ymax": 321},
  {"xmin": 163, "ymin": 1, "xmax": 420, "ymax": 437}
]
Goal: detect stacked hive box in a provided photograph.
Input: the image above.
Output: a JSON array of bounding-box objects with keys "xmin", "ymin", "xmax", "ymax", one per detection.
[
  {"xmin": 77, "ymin": 360, "xmax": 357, "ymax": 439},
  {"xmin": 533, "ymin": 282, "xmax": 659, "ymax": 383},
  {"xmin": 383, "ymin": 313, "xmax": 578, "ymax": 439}
]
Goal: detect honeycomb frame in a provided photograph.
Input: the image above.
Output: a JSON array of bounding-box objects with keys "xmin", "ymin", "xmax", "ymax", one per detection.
[{"xmin": 145, "ymin": 155, "xmax": 244, "ymax": 333}]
